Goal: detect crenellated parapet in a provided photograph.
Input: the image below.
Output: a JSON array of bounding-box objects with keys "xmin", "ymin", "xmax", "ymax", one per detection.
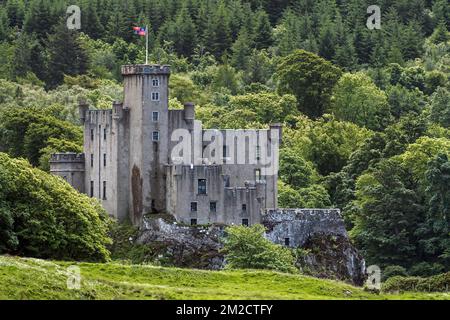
[
  {"xmin": 121, "ymin": 64, "xmax": 170, "ymax": 76},
  {"xmin": 50, "ymin": 152, "xmax": 85, "ymax": 163}
]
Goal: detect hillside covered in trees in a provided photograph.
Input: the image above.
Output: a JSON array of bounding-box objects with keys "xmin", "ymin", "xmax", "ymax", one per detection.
[{"xmin": 0, "ymin": 0, "xmax": 449, "ymax": 280}]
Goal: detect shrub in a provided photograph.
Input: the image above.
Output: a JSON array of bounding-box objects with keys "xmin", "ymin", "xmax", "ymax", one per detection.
[
  {"xmin": 383, "ymin": 272, "xmax": 450, "ymax": 293},
  {"xmin": 222, "ymin": 224, "xmax": 296, "ymax": 273},
  {"xmin": 0, "ymin": 153, "xmax": 111, "ymax": 261},
  {"xmin": 409, "ymin": 262, "xmax": 445, "ymax": 277},
  {"xmin": 382, "ymin": 265, "xmax": 408, "ymax": 281}
]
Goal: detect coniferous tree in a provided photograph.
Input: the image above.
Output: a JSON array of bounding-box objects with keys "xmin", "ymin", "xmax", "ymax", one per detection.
[
  {"xmin": 23, "ymin": 0, "xmax": 53, "ymax": 41},
  {"xmin": 211, "ymin": 1, "xmax": 232, "ymax": 58},
  {"xmin": 5, "ymin": 0, "xmax": 24, "ymax": 28},
  {"xmin": 173, "ymin": 7, "xmax": 197, "ymax": 57},
  {"xmin": 253, "ymin": 10, "xmax": 273, "ymax": 50},
  {"xmin": 318, "ymin": 21, "xmax": 336, "ymax": 61},
  {"xmin": 82, "ymin": 3, "xmax": 104, "ymax": 40},
  {"xmin": 231, "ymin": 27, "xmax": 252, "ymax": 70},
  {"xmin": 106, "ymin": 10, "xmax": 129, "ymax": 43},
  {"xmin": 46, "ymin": 19, "xmax": 88, "ymax": 88}
]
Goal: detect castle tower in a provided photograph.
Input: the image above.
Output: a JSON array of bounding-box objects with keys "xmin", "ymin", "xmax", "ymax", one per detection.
[
  {"xmin": 121, "ymin": 65, "xmax": 171, "ymax": 224},
  {"xmin": 49, "ymin": 153, "xmax": 85, "ymax": 193}
]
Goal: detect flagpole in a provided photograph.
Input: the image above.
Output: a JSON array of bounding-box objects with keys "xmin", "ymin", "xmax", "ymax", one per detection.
[{"xmin": 145, "ymin": 25, "xmax": 148, "ymax": 65}]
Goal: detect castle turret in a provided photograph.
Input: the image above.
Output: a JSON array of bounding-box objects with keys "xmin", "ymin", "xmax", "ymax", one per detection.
[
  {"xmin": 121, "ymin": 64, "xmax": 171, "ymax": 223},
  {"xmin": 50, "ymin": 153, "xmax": 86, "ymax": 193}
]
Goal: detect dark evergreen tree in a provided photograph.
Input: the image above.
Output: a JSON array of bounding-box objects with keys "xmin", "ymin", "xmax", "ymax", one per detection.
[
  {"xmin": 253, "ymin": 10, "xmax": 273, "ymax": 50},
  {"xmin": 23, "ymin": 0, "xmax": 53, "ymax": 41},
  {"xmin": 82, "ymin": 3, "xmax": 104, "ymax": 40},
  {"xmin": 45, "ymin": 19, "xmax": 89, "ymax": 88}
]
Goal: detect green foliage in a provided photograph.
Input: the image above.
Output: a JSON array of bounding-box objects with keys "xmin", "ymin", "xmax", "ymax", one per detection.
[
  {"xmin": 352, "ymin": 158, "xmax": 422, "ymax": 266},
  {"xmin": 279, "ymin": 148, "xmax": 317, "ymax": 188},
  {"xmin": 0, "ymin": 152, "xmax": 111, "ymax": 261},
  {"xmin": 276, "ymin": 50, "xmax": 342, "ymax": 118},
  {"xmin": 430, "ymin": 87, "xmax": 450, "ymax": 128},
  {"xmin": 330, "ymin": 72, "xmax": 391, "ymax": 130},
  {"xmin": 382, "ymin": 265, "xmax": 408, "ymax": 281},
  {"xmin": 0, "ymin": 107, "xmax": 82, "ymax": 166},
  {"xmin": 383, "ymin": 272, "xmax": 450, "ymax": 293},
  {"xmin": 222, "ymin": 224, "xmax": 296, "ymax": 273}
]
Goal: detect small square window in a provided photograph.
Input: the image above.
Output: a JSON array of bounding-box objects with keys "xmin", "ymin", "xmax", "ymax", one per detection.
[
  {"xmin": 242, "ymin": 204, "xmax": 247, "ymax": 212},
  {"xmin": 242, "ymin": 218, "xmax": 249, "ymax": 226},
  {"xmin": 210, "ymin": 201, "xmax": 217, "ymax": 212},
  {"xmin": 151, "ymin": 92, "xmax": 159, "ymax": 101},
  {"xmin": 198, "ymin": 179, "xmax": 207, "ymax": 195},
  {"xmin": 152, "ymin": 111, "xmax": 159, "ymax": 122},
  {"xmin": 190, "ymin": 218, "xmax": 197, "ymax": 225},
  {"xmin": 190, "ymin": 202, "xmax": 197, "ymax": 212},
  {"xmin": 152, "ymin": 131, "xmax": 160, "ymax": 141},
  {"xmin": 152, "ymin": 78, "xmax": 159, "ymax": 87}
]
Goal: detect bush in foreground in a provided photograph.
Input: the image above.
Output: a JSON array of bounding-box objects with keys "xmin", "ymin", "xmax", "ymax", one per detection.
[
  {"xmin": 222, "ymin": 224, "xmax": 296, "ymax": 273},
  {"xmin": 0, "ymin": 152, "xmax": 111, "ymax": 261},
  {"xmin": 383, "ymin": 272, "xmax": 450, "ymax": 293}
]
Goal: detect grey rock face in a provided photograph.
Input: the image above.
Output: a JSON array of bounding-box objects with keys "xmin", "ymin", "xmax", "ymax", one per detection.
[
  {"xmin": 137, "ymin": 216, "xmax": 225, "ymax": 269},
  {"xmin": 137, "ymin": 210, "xmax": 367, "ymax": 285},
  {"xmin": 263, "ymin": 209, "xmax": 366, "ymax": 286}
]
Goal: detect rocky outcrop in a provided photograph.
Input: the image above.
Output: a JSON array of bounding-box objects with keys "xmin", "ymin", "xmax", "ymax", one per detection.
[
  {"xmin": 136, "ymin": 216, "xmax": 225, "ymax": 269},
  {"xmin": 263, "ymin": 209, "xmax": 366, "ymax": 286},
  {"xmin": 136, "ymin": 210, "xmax": 366, "ymax": 286}
]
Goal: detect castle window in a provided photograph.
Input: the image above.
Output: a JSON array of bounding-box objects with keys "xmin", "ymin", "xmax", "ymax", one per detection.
[
  {"xmin": 210, "ymin": 201, "xmax": 217, "ymax": 212},
  {"xmin": 242, "ymin": 219, "xmax": 249, "ymax": 226},
  {"xmin": 90, "ymin": 181, "xmax": 94, "ymax": 197},
  {"xmin": 256, "ymin": 146, "xmax": 261, "ymax": 160},
  {"xmin": 152, "ymin": 131, "xmax": 160, "ymax": 141},
  {"xmin": 198, "ymin": 179, "xmax": 207, "ymax": 195},
  {"xmin": 90, "ymin": 129, "xmax": 94, "ymax": 141},
  {"xmin": 190, "ymin": 202, "xmax": 197, "ymax": 212},
  {"xmin": 102, "ymin": 181, "xmax": 107, "ymax": 200},
  {"xmin": 103, "ymin": 128, "xmax": 107, "ymax": 140},
  {"xmin": 152, "ymin": 78, "xmax": 159, "ymax": 87},
  {"xmin": 103, "ymin": 153, "xmax": 107, "ymax": 167},
  {"xmin": 223, "ymin": 145, "xmax": 227, "ymax": 157},
  {"xmin": 255, "ymin": 168, "xmax": 261, "ymax": 181},
  {"xmin": 190, "ymin": 219, "xmax": 197, "ymax": 226},
  {"xmin": 285, "ymin": 238, "xmax": 290, "ymax": 246},
  {"xmin": 90, "ymin": 154, "xmax": 94, "ymax": 167},
  {"xmin": 242, "ymin": 204, "xmax": 247, "ymax": 212},
  {"xmin": 152, "ymin": 111, "xmax": 159, "ymax": 122},
  {"xmin": 151, "ymin": 92, "xmax": 159, "ymax": 101}
]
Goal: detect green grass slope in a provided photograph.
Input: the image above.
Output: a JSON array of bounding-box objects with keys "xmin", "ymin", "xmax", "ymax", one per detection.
[{"xmin": 0, "ymin": 256, "xmax": 448, "ymax": 300}]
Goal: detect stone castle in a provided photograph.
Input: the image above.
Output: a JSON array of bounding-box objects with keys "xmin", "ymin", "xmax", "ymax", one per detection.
[{"xmin": 50, "ymin": 64, "xmax": 281, "ymax": 226}]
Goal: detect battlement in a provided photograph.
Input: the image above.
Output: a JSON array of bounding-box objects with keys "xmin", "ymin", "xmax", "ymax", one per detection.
[
  {"xmin": 121, "ymin": 64, "xmax": 170, "ymax": 76},
  {"xmin": 50, "ymin": 152, "xmax": 85, "ymax": 163}
]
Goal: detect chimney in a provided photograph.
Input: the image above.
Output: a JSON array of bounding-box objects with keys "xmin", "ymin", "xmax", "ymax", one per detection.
[
  {"xmin": 78, "ymin": 99, "xmax": 89, "ymax": 124},
  {"xmin": 184, "ymin": 102, "xmax": 195, "ymax": 125}
]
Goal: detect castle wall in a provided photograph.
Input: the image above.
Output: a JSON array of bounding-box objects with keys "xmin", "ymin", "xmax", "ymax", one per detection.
[
  {"xmin": 49, "ymin": 153, "xmax": 85, "ymax": 193},
  {"xmin": 83, "ymin": 109, "xmax": 116, "ymax": 217}
]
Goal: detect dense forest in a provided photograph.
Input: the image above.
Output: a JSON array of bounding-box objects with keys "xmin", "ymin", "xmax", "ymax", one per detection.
[{"xmin": 0, "ymin": 0, "xmax": 449, "ymax": 278}]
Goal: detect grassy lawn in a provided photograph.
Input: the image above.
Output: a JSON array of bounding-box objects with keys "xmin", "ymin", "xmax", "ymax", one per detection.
[{"xmin": 0, "ymin": 255, "xmax": 448, "ymax": 300}]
